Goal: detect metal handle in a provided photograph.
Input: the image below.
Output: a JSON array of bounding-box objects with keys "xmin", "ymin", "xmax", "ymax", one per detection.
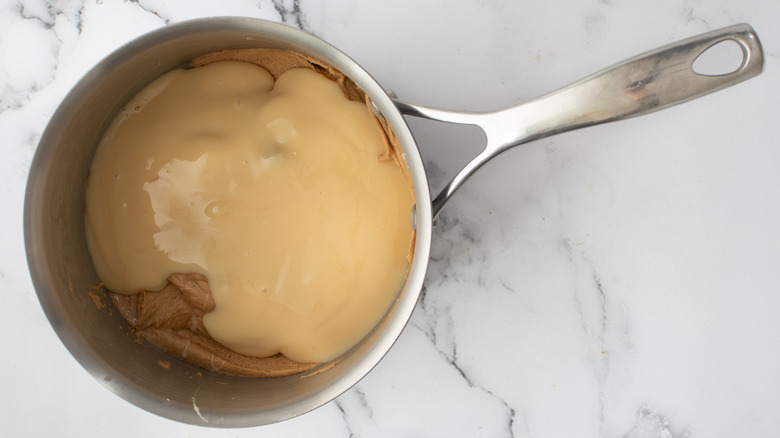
[{"xmin": 394, "ymin": 23, "xmax": 764, "ymax": 218}]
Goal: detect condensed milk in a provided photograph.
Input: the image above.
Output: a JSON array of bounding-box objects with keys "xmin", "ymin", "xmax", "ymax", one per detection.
[{"xmin": 85, "ymin": 57, "xmax": 415, "ymax": 364}]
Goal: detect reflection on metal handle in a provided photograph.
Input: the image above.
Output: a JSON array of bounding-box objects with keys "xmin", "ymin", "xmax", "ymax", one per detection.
[{"xmin": 394, "ymin": 23, "xmax": 764, "ymax": 218}]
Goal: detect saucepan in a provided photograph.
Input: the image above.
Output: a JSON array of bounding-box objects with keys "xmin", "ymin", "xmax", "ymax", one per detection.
[{"xmin": 24, "ymin": 17, "xmax": 763, "ymax": 427}]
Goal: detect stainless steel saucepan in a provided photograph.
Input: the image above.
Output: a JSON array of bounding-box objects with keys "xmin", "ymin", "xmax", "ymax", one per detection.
[{"xmin": 24, "ymin": 18, "xmax": 763, "ymax": 427}]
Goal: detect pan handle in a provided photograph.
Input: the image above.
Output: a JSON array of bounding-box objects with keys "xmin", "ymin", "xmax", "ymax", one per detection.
[{"xmin": 393, "ymin": 23, "xmax": 764, "ymax": 218}]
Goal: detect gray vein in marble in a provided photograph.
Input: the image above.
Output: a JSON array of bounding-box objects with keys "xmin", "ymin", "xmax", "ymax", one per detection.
[
  {"xmin": 346, "ymin": 387, "xmax": 374, "ymax": 420},
  {"xmin": 333, "ymin": 398, "xmax": 358, "ymax": 438},
  {"xmin": 432, "ymin": 332, "xmax": 520, "ymax": 438},
  {"xmin": 412, "ymin": 212, "xmax": 524, "ymax": 437},
  {"xmin": 678, "ymin": 7, "xmax": 711, "ymax": 28},
  {"xmin": 623, "ymin": 406, "xmax": 690, "ymax": 438},
  {"xmin": 419, "ymin": 212, "xmax": 491, "ymax": 357},
  {"xmin": 334, "ymin": 385, "xmax": 385, "ymax": 438},
  {"xmin": 425, "ymin": 213, "xmax": 458, "ymax": 268},
  {"xmin": 405, "ymin": 313, "xmax": 521, "ymax": 438},
  {"xmin": 668, "ymin": 3, "xmax": 715, "ymax": 41},
  {"xmin": 271, "ymin": 0, "xmax": 310, "ymax": 33},
  {"xmin": 564, "ymin": 238, "xmax": 611, "ymax": 435},
  {"xmin": 2, "ymin": 0, "xmax": 76, "ymax": 112},
  {"xmin": 412, "ymin": 283, "xmax": 454, "ymax": 361},
  {"xmin": 451, "ymin": 345, "xmax": 520, "ymax": 438},
  {"xmin": 129, "ymin": 0, "xmax": 170, "ymax": 24},
  {"xmin": 425, "ymin": 209, "xmax": 486, "ymax": 283},
  {"xmin": 18, "ymin": 0, "xmax": 85, "ymax": 31}
]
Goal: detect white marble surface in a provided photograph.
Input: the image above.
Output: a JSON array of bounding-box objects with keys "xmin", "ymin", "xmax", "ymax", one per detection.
[{"xmin": 2, "ymin": 0, "xmax": 779, "ymax": 436}]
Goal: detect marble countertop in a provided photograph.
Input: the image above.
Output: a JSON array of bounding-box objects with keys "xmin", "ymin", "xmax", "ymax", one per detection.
[{"xmin": 3, "ymin": 0, "xmax": 779, "ymax": 436}]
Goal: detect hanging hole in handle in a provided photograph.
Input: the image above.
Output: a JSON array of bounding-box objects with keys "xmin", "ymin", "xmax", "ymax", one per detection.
[{"xmin": 692, "ymin": 39, "xmax": 747, "ymax": 76}]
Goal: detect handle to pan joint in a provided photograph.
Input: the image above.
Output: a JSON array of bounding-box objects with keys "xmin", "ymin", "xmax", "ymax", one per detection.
[{"xmin": 393, "ymin": 23, "xmax": 764, "ymax": 219}]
